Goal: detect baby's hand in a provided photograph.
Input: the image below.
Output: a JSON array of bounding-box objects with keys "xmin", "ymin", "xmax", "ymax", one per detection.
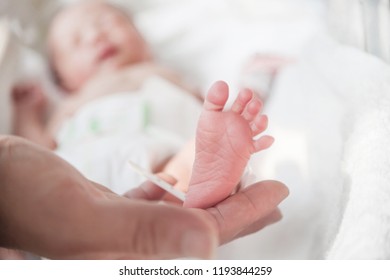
[
  {"xmin": 12, "ymin": 81, "xmax": 47, "ymax": 112},
  {"xmin": 11, "ymin": 81, "xmax": 56, "ymax": 149}
]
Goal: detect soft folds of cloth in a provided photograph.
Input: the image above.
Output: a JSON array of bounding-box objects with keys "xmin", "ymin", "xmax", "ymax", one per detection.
[{"xmin": 55, "ymin": 76, "xmax": 202, "ymax": 195}]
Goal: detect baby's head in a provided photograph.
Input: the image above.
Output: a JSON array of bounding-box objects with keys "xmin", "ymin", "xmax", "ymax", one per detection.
[{"xmin": 48, "ymin": 1, "xmax": 151, "ymax": 92}]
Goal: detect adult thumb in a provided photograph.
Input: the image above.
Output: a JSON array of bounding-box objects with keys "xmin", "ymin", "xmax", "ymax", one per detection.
[{"xmin": 93, "ymin": 200, "xmax": 219, "ymax": 259}]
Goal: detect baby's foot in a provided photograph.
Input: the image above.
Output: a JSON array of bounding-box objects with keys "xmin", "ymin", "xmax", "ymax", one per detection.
[{"xmin": 184, "ymin": 81, "xmax": 274, "ymax": 209}]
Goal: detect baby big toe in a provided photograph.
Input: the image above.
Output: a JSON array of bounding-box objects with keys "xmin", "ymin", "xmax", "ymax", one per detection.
[{"xmin": 204, "ymin": 81, "xmax": 229, "ymax": 111}]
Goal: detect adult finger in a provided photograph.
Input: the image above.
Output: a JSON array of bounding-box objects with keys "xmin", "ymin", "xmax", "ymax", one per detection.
[
  {"xmin": 233, "ymin": 209, "xmax": 282, "ymax": 240},
  {"xmin": 204, "ymin": 180, "xmax": 288, "ymax": 244}
]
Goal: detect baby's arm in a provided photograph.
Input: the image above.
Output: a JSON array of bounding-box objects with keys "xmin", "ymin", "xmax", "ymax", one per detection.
[{"xmin": 12, "ymin": 82, "xmax": 56, "ymax": 149}]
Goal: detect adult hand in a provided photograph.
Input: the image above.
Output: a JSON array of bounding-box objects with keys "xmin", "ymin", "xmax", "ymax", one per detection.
[
  {"xmin": 126, "ymin": 178, "xmax": 286, "ymax": 246},
  {"xmin": 0, "ymin": 136, "xmax": 288, "ymax": 259}
]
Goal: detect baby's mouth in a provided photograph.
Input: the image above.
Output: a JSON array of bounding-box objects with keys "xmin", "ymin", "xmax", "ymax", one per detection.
[{"xmin": 97, "ymin": 45, "xmax": 119, "ymax": 62}]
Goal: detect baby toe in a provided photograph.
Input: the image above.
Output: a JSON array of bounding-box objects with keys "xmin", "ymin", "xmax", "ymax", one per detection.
[
  {"xmin": 231, "ymin": 88, "xmax": 253, "ymax": 114},
  {"xmin": 242, "ymin": 98, "xmax": 262, "ymax": 122},
  {"xmin": 251, "ymin": 114, "xmax": 268, "ymax": 136},
  {"xmin": 253, "ymin": 135, "xmax": 274, "ymax": 153}
]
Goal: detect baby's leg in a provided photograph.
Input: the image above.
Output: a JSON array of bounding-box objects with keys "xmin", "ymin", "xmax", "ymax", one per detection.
[
  {"xmin": 184, "ymin": 81, "xmax": 273, "ymax": 209},
  {"xmin": 162, "ymin": 140, "xmax": 195, "ymax": 195}
]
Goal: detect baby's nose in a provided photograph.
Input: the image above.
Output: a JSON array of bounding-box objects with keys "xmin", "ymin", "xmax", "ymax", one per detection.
[{"xmin": 83, "ymin": 26, "xmax": 106, "ymax": 46}]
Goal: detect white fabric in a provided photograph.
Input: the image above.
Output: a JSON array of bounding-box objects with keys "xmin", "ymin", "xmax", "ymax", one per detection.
[
  {"xmin": 55, "ymin": 76, "xmax": 201, "ymax": 195},
  {"xmin": 328, "ymin": 106, "xmax": 390, "ymax": 259},
  {"xmin": 218, "ymin": 35, "xmax": 390, "ymax": 259},
  {"xmin": 307, "ymin": 36, "xmax": 390, "ymax": 259}
]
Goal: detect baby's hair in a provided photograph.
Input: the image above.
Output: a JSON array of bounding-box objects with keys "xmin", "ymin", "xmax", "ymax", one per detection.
[{"xmin": 45, "ymin": 0, "xmax": 133, "ymax": 91}]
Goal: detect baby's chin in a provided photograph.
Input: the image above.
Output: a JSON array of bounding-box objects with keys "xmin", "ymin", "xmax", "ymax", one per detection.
[
  {"xmin": 99, "ymin": 54, "xmax": 151, "ymax": 74},
  {"xmin": 80, "ymin": 55, "xmax": 149, "ymax": 88},
  {"xmin": 98, "ymin": 55, "xmax": 133, "ymax": 72},
  {"xmin": 87, "ymin": 61, "xmax": 127, "ymax": 82}
]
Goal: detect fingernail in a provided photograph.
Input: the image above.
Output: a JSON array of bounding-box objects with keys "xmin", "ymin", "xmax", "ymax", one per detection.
[{"xmin": 181, "ymin": 231, "xmax": 217, "ymax": 259}]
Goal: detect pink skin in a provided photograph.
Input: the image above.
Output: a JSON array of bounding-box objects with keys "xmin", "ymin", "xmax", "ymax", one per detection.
[
  {"xmin": 184, "ymin": 81, "xmax": 274, "ymax": 209},
  {"xmin": 49, "ymin": 1, "xmax": 152, "ymax": 93}
]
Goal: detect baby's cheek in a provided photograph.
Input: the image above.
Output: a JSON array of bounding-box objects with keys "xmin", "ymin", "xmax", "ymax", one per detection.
[{"xmin": 63, "ymin": 63, "xmax": 93, "ymax": 92}]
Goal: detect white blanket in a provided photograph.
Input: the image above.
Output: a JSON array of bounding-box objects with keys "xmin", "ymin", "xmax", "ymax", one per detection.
[{"xmin": 310, "ymin": 37, "xmax": 390, "ymax": 259}]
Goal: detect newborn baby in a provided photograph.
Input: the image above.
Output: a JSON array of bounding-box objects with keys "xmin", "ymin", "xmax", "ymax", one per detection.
[{"xmin": 12, "ymin": 0, "xmax": 273, "ymax": 208}]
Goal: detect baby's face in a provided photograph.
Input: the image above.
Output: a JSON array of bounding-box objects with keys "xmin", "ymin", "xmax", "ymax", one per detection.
[{"xmin": 49, "ymin": 1, "xmax": 151, "ymax": 92}]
